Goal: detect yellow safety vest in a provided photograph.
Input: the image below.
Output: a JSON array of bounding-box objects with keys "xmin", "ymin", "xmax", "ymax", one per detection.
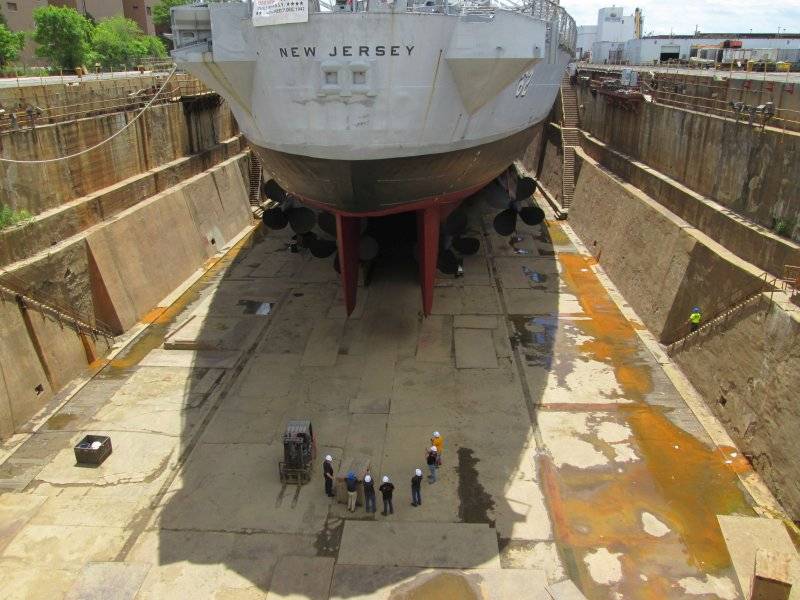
[{"xmin": 689, "ymin": 312, "xmax": 702, "ymax": 324}]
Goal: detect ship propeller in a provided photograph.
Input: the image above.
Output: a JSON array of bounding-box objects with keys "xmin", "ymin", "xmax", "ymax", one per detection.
[
  {"xmin": 444, "ymin": 210, "xmax": 481, "ymax": 257},
  {"xmin": 492, "ymin": 176, "xmax": 544, "ymax": 235},
  {"xmin": 262, "ymin": 206, "xmax": 289, "ymax": 230},
  {"xmin": 287, "ymin": 207, "xmax": 317, "ymax": 234}
]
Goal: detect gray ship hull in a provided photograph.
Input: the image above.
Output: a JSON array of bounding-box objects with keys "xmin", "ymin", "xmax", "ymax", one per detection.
[{"xmin": 252, "ymin": 125, "xmax": 538, "ymax": 215}]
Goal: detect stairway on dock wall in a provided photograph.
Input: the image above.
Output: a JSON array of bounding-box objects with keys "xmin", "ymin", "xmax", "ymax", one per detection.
[{"xmin": 559, "ymin": 74, "xmax": 581, "ymax": 214}]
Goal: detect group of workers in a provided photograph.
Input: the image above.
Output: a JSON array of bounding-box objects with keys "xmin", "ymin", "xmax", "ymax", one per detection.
[{"xmin": 323, "ymin": 431, "xmax": 444, "ymax": 516}]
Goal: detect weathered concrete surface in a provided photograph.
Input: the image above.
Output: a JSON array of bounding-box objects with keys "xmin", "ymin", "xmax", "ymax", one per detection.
[
  {"xmin": 579, "ymin": 131, "xmax": 800, "ymax": 279},
  {"xmin": 0, "ymin": 153, "xmax": 252, "ymax": 441},
  {"xmin": 567, "ymin": 148, "xmax": 764, "ymax": 342},
  {"xmin": 672, "ymin": 295, "xmax": 800, "ymax": 520},
  {"xmin": 577, "ymin": 86, "xmax": 800, "ymax": 241},
  {"xmin": 0, "ymin": 199, "xmax": 765, "ymax": 599},
  {"xmin": 0, "ymin": 136, "xmax": 244, "ymax": 268},
  {"xmin": 0, "ymin": 100, "xmax": 238, "ymax": 217},
  {"xmin": 718, "ymin": 516, "xmax": 800, "ymax": 600}
]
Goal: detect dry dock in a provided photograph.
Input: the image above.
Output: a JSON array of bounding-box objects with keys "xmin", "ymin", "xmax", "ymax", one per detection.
[{"xmin": 0, "ymin": 192, "xmax": 775, "ymax": 599}]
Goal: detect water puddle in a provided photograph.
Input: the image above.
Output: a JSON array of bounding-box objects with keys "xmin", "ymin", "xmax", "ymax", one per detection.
[{"xmin": 538, "ymin": 246, "xmax": 754, "ymax": 598}]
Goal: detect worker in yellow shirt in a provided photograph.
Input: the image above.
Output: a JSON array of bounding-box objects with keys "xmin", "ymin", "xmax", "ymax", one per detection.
[
  {"xmin": 689, "ymin": 307, "xmax": 702, "ymax": 332},
  {"xmin": 431, "ymin": 431, "xmax": 443, "ymax": 466}
]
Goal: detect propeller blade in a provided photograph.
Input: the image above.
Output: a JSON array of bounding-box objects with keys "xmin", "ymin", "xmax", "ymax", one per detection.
[
  {"xmin": 493, "ymin": 208, "xmax": 518, "ymax": 236},
  {"xmin": 300, "ymin": 231, "xmax": 318, "ymax": 247},
  {"xmin": 359, "ymin": 235, "xmax": 379, "ymax": 261},
  {"xmin": 437, "ymin": 249, "xmax": 459, "ymax": 275},
  {"xmin": 452, "ymin": 236, "xmax": 480, "ymax": 255},
  {"xmin": 519, "ymin": 206, "xmax": 545, "ymax": 226},
  {"xmin": 262, "ymin": 206, "xmax": 288, "ymax": 229},
  {"xmin": 287, "ymin": 207, "xmax": 317, "ymax": 234},
  {"xmin": 263, "ymin": 179, "xmax": 286, "ymax": 203},
  {"xmin": 444, "ymin": 210, "xmax": 468, "ymax": 236},
  {"xmin": 516, "ymin": 177, "xmax": 537, "ymax": 200},
  {"xmin": 318, "ymin": 211, "xmax": 337, "ymax": 237},
  {"xmin": 310, "ymin": 238, "xmax": 337, "ymax": 258}
]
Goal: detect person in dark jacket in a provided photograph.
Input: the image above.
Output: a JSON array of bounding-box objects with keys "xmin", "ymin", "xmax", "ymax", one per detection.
[
  {"xmin": 363, "ymin": 474, "xmax": 376, "ymax": 513},
  {"xmin": 426, "ymin": 446, "xmax": 439, "ymax": 483},
  {"xmin": 411, "ymin": 468, "xmax": 423, "ymax": 506},
  {"xmin": 323, "ymin": 455, "xmax": 335, "ymax": 497},
  {"xmin": 379, "ymin": 475, "xmax": 394, "ymax": 515}
]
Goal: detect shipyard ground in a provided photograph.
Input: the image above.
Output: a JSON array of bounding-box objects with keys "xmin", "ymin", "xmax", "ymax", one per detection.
[{"xmin": 0, "ymin": 193, "xmax": 775, "ymax": 599}]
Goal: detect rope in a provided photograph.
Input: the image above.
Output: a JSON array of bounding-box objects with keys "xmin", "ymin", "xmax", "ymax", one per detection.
[{"xmin": 0, "ymin": 67, "xmax": 178, "ymax": 165}]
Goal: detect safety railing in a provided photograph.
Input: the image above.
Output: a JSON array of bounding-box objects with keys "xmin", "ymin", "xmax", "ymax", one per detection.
[
  {"xmin": 0, "ymin": 73, "xmax": 211, "ymax": 134},
  {"xmin": 0, "ymin": 270, "xmax": 115, "ymax": 340},
  {"xmin": 317, "ymin": 0, "xmax": 576, "ymax": 52},
  {"xmin": 665, "ymin": 271, "xmax": 778, "ymax": 354}
]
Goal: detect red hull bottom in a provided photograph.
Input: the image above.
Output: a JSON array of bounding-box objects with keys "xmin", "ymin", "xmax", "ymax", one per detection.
[{"xmin": 300, "ymin": 180, "xmax": 490, "ymax": 317}]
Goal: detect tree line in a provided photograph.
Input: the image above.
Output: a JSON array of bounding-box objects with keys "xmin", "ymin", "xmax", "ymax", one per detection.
[{"xmin": 0, "ymin": 1, "xmax": 194, "ymax": 71}]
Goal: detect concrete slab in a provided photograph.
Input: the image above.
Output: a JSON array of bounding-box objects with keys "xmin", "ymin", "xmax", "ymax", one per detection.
[
  {"xmin": 0, "ymin": 493, "xmax": 47, "ymax": 554},
  {"xmin": 718, "ymin": 515, "xmax": 800, "ymax": 599},
  {"xmin": 547, "ymin": 579, "xmax": 589, "ymax": 600},
  {"xmin": 0, "ymin": 524, "xmax": 128, "ymax": 567},
  {"xmin": 301, "ymin": 318, "xmax": 346, "ymax": 367},
  {"xmin": 65, "ymin": 562, "xmax": 151, "ymax": 600},
  {"xmin": 454, "ymin": 328, "xmax": 499, "ymax": 369},
  {"xmin": 337, "ymin": 521, "xmax": 501, "ymax": 569},
  {"xmin": 164, "ymin": 314, "xmax": 266, "ymax": 351},
  {"xmin": 265, "ymin": 556, "xmax": 335, "ymax": 600},
  {"xmin": 138, "ymin": 349, "xmax": 241, "ymax": 369},
  {"xmin": 0, "ymin": 563, "xmax": 77, "ymax": 600},
  {"xmin": 453, "ymin": 315, "xmax": 498, "ymax": 329},
  {"xmin": 416, "ymin": 315, "xmax": 453, "ymax": 364},
  {"xmin": 331, "ymin": 565, "xmax": 552, "ymax": 600}
]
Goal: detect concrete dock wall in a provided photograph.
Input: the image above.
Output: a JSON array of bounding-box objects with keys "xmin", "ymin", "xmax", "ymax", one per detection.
[
  {"xmin": 579, "ymin": 132, "xmax": 800, "ymax": 279},
  {"xmin": 0, "ymin": 154, "xmax": 253, "ymax": 440},
  {"xmin": 0, "ymin": 100, "xmax": 238, "ymax": 216},
  {"xmin": 576, "ymin": 87, "xmax": 800, "ymax": 241},
  {"xmin": 671, "ymin": 295, "xmax": 800, "ymax": 520},
  {"xmin": 567, "ymin": 149, "xmax": 764, "ymax": 342}
]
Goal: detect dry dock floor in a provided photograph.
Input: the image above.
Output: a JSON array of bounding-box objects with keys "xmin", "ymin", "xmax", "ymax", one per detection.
[{"xmin": 0, "ymin": 194, "xmax": 766, "ymax": 599}]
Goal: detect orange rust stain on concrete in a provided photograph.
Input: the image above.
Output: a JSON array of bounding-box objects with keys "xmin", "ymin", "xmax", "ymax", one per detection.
[
  {"xmin": 538, "ymin": 250, "xmax": 753, "ymax": 598},
  {"xmin": 558, "ymin": 252, "xmax": 652, "ymax": 400},
  {"xmin": 388, "ymin": 572, "xmax": 482, "ymax": 600}
]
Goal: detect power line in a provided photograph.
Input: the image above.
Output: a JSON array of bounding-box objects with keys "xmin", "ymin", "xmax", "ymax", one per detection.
[{"xmin": 0, "ymin": 67, "xmax": 178, "ymax": 165}]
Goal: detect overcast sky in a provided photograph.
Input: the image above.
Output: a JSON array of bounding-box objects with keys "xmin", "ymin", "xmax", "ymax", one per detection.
[{"xmin": 560, "ymin": 0, "xmax": 800, "ymax": 35}]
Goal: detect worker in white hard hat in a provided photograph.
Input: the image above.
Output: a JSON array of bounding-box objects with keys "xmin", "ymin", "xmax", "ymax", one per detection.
[
  {"xmin": 426, "ymin": 445, "xmax": 439, "ymax": 483},
  {"xmin": 411, "ymin": 468, "xmax": 423, "ymax": 507},
  {"xmin": 379, "ymin": 475, "xmax": 395, "ymax": 516},
  {"xmin": 323, "ymin": 454, "xmax": 335, "ymax": 498},
  {"xmin": 363, "ymin": 474, "xmax": 376, "ymax": 514},
  {"xmin": 431, "ymin": 431, "xmax": 443, "ymax": 465}
]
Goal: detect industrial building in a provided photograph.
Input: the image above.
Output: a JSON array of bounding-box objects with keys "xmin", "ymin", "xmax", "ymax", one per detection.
[
  {"xmin": 625, "ymin": 33, "xmax": 800, "ymax": 64},
  {"xmin": 1, "ymin": 0, "xmax": 160, "ymax": 64},
  {"xmin": 575, "ymin": 6, "xmax": 643, "ymax": 62}
]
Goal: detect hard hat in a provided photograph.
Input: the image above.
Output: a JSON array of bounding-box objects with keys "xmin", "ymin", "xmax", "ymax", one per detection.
[
  {"xmin": 325, "ymin": 455, "xmax": 332, "ymax": 462},
  {"xmin": 382, "ymin": 475, "xmax": 389, "ymax": 483},
  {"xmin": 430, "ymin": 446, "xmax": 437, "ymax": 452},
  {"xmin": 364, "ymin": 475, "xmax": 372, "ymax": 483},
  {"xmin": 433, "ymin": 431, "xmax": 440, "ymax": 437},
  {"xmin": 415, "ymin": 468, "xmax": 422, "ymax": 476},
  {"xmin": 693, "ymin": 307, "xmax": 700, "ymax": 312}
]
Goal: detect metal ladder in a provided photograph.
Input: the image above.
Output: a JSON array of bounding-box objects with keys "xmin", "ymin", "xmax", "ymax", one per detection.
[
  {"xmin": 247, "ymin": 150, "xmax": 263, "ymax": 212},
  {"xmin": 559, "ymin": 74, "xmax": 580, "ymax": 212}
]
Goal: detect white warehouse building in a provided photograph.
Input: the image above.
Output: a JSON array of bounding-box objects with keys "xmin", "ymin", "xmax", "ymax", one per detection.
[
  {"xmin": 590, "ymin": 7, "xmax": 637, "ymax": 63},
  {"xmin": 625, "ymin": 34, "xmax": 800, "ymax": 64}
]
